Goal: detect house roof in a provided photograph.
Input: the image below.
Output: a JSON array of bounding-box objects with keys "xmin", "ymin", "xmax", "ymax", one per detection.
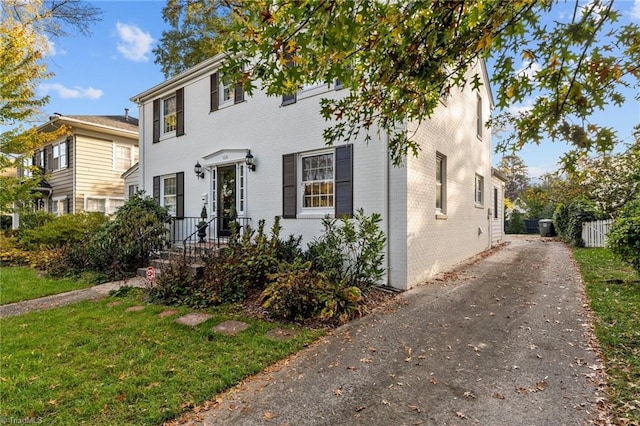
[
  {"xmin": 38, "ymin": 114, "xmax": 139, "ymax": 139},
  {"xmin": 121, "ymin": 162, "xmax": 139, "ymax": 179},
  {"xmin": 492, "ymin": 167, "xmax": 508, "ymax": 182}
]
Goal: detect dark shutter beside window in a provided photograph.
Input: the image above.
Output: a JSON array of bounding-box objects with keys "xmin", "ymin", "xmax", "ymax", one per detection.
[
  {"xmin": 153, "ymin": 176, "xmax": 160, "ymax": 205},
  {"xmin": 334, "ymin": 144, "xmax": 353, "ymax": 218},
  {"xmin": 234, "ymin": 82, "xmax": 244, "ymax": 104},
  {"xmin": 45, "ymin": 146, "xmax": 52, "ymax": 173},
  {"xmin": 152, "ymin": 99, "xmax": 160, "ymax": 143},
  {"xmin": 176, "ymin": 172, "xmax": 184, "ymax": 218},
  {"xmin": 66, "ymin": 136, "xmax": 72, "ymax": 168},
  {"xmin": 282, "ymin": 154, "xmax": 297, "ymax": 218},
  {"xmin": 176, "ymin": 88, "xmax": 184, "ymax": 137},
  {"xmin": 210, "ymin": 73, "xmax": 219, "ymax": 112}
]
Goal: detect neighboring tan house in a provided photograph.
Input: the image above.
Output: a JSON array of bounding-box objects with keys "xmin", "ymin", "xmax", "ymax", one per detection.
[
  {"xmin": 15, "ymin": 113, "xmax": 138, "ymax": 225},
  {"xmin": 131, "ymin": 54, "xmax": 501, "ymax": 291}
]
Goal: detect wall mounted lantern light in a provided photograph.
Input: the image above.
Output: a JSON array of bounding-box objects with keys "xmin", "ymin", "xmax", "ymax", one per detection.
[
  {"xmin": 245, "ymin": 149, "xmax": 256, "ymax": 171},
  {"xmin": 194, "ymin": 161, "xmax": 205, "ymax": 179}
]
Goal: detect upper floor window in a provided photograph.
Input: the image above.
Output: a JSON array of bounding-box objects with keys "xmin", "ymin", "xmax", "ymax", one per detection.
[
  {"xmin": 163, "ymin": 95, "xmax": 177, "ymax": 133},
  {"xmin": 210, "ymin": 72, "xmax": 244, "ymax": 112},
  {"xmin": 476, "ymin": 94, "xmax": 483, "ymax": 138},
  {"xmin": 436, "ymin": 153, "xmax": 447, "ymax": 214},
  {"xmin": 52, "ymin": 141, "xmax": 67, "ymax": 170},
  {"xmin": 475, "ymin": 174, "xmax": 484, "ymax": 206},
  {"xmin": 113, "ymin": 144, "xmax": 138, "ymax": 171},
  {"xmin": 22, "ymin": 157, "xmax": 33, "ymax": 177}
]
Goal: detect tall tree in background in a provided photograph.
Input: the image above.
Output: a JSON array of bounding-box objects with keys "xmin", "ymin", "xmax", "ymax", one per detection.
[
  {"xmin": 155, "ymin": 0, "xmax": 639, "ymax": 167},
  {"xmin": 497, "ymin": 154, "xmax": 530, "ymax": 201},
  {"xmin": 153, "ymin": 0, "xmax": 230, "ymax": 78},
  {"xmin": 0, "ymin": 0, "xmax": 101, "ymax": 212}
]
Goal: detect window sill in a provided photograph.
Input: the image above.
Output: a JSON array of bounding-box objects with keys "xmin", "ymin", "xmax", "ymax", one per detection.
[
  {"xmin": 435, "ymin": 213, "xmax": 448, "ymax": 220},
  {"xmin": 475, "ymin": 204, "xmax": 484, "ymax": 209},
  {"xmin": 297, "ymin": 211, "xmax": 333, "ymax": 219}
]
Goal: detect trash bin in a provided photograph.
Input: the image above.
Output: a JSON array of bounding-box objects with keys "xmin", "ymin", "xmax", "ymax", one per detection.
[{"xmin": 538, "ymin": 219, "xmax": 554, "ymax": 237}]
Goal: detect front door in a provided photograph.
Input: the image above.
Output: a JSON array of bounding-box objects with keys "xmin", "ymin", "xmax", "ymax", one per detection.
[{"xmin": 217, "ymin": 165, "xmax": 236, "ymax": 236}]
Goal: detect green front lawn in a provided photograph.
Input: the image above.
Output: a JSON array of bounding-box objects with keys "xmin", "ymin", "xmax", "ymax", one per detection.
[
  {"xmin": 0, "ymin": 289, "xmax": 323, "ymax": 425},
  {"xmin": 573, "ymin": 247, "xmax": 640, "ymax": 425},
  {"xmin": 0, "ymin": 267, "xmax": 94, "ymax": 305}
]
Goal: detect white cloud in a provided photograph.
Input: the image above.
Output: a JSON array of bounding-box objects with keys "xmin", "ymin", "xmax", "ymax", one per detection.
[
  {"xmin": 516, "ymin": 61, "xmax": 542, "ymax": 80},
  {"xmin": 115, "ymin": 22, "xmax": 154, "ymax": 62},
  {"xmin": 632, "ymin": 0, "xmax": 640, "ymax": 20},
  {"xmin": 39, "ymin": 83, "xmax": 103, "ymax": 100}
]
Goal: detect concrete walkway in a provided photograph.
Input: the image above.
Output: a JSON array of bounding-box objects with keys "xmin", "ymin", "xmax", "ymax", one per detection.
[
  {"xmin": 0, "ymin": 276, "xmax": 147, "ymax": 318},
  {"xmin": 171, "ymin": 236, "xmax": 608, "ymax": 425}
]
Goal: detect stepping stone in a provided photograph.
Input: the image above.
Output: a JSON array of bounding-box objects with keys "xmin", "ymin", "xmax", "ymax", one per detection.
[
  {"xmin": 106, "ymin": 301, "xmax": 123, "ymax": 307},
  {"xmin": 265, "ymin": 328, "xmax": 300, "ymax": 341},
  {"xmin": 174, "ymin": 313, "xmax": 212, "ymax": 327},
  {"xmin": 125, "ymin": 305, "xmax": 145, "ymax": 312},
  {"xmin": 213, "ymin": 320, "xmax": 249, "ymax": 336},
  {"xmin": 159, "ymin": 309, "xmax": 179, "ymax": 318}
]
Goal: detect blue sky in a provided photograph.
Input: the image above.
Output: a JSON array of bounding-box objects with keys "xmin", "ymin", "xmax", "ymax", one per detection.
[{"xmin": 34, "ymin": 0, "xmax": 640, "ymax": 180}]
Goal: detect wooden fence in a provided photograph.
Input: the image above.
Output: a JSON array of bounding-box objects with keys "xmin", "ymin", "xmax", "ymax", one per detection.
[{"xmin": 582, "ymin": 219, "xmax": 614, "ymax": 248}]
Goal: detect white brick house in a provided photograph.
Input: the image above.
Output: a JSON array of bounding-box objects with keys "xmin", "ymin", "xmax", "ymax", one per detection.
[{"xmin": 131, "ymin": 54, "xmax": 499, "ymax": 290}]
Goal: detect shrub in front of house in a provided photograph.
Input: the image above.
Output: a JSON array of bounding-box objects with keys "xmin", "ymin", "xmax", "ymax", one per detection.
[
  {"xmin": 505, "ymin": 211, "xmax": 526, "ymax": 234},
  {"xmin": 607, "ymin": 196, "xmax": 640, "ymax": 275},
  {"xmin": 17, "ymin": 212, "xmax": 108, "ymax": 250}
]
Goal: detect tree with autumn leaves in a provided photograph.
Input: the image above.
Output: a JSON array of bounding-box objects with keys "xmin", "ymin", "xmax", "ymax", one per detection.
[
  {"xmin": 155, "ymin": 0, "xmax": 639, "ymax": 167},
  {"xmin": 0, "ymin": 0, "xmax": 101, "ymax": 212}
]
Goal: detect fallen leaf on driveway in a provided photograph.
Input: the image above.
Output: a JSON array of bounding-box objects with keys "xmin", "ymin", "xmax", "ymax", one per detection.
[
  {"xmin": 360, "ymin": 358, "xmax": 372, "ymax": 363},
  {"xmin": 334, "ymin": 388, "xmax": 343, "ymax": 396},
  {"xmin": 263, "ymin": 412, "xmax": 277, "ymax": 420},
  {"xmin": 463, "ymin": 391, "xmax": 476, "ymax": 399},
  {"xmin": 355, "ymin": 405, "xmax": 366, "ymax": 412},
  {"xmin": 493, "ymin": 392, "xmax": 505, "ymax": 399},
  {"xmin": 456, "ymin": 411, "xmax": 466, "ymax": 418}
]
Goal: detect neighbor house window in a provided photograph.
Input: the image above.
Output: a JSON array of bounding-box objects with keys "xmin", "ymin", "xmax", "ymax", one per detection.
[
  {"xmin": 52, "ymin": 141, "xmax": 67, "ymax": 170},
  {"xmin": 113, "ymin": 144, "xmax": 138, "ymax": 171},
  {"xmin": 128, "ymin": 184, "xmax": 139, "ymax": 198},
  {"xmin": 85, "ymin": 196, "xmax": 125, "ymax": 215},
  {"xmin": 51, "ymin": 196, "xmax": 67, "ymax": 216},
  {"xmin": 476, "ymin": 95, "xmax": 483, "ymax": 138},
  {"xmin": 163, "ymin": 95, "xmax": 177, "ymax": 133},
  {"xmin": 22, "ymin": 157, "xmax": 33, "ymax": 177},
  {"xmin": 475, "ymin": 174, "xmax": 484, "ymax": 206},
  {"xmin": 301, "ymin": 151, "xmax": 334, "ymax": 211},
  {"xmin": 436, "ymin": 153, "xmax": 446, "ymax": 214}
]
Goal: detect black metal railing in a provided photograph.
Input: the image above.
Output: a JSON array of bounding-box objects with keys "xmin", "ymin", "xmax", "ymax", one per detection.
[{"xmin": 165, "ymin": 216, "xmax": 252, "ymax": 258}]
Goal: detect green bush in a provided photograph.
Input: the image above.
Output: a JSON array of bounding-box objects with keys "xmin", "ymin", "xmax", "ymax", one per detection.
[
  {"xmin": 18, "ymin": 212, "xmax": 107, "ymax": 250},
  {"xmin": 262, "ymin": 260, "xmax": 366, "ymax": 323},
  {"xmin": 89, "ymin": 194, "xmax": 171, "ymax": 279},
  {"xmin": 553, "ymin": 197, "xmax": 604, "ymax": 246},
  {"xmin": 607, "ymin": 197, "xmax": 640, "ymax": 275},
  {"xmin": 505, "ymin": 211, "xmax": 526, "ymax": 234},
  {"xmin": 18, "ymin": 210, "xmax": 55, "ymax": 231},
  {"xmin": 305, "ymin": 209, "xmax": 386, "ymax": 289},
  {"xmin": 147, "ymin": 255, "xmax": 201, "ymax": 307}
]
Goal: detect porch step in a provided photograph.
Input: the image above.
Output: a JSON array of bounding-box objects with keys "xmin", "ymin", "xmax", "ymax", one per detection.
[{"xmin": 136, "ymin": 257, "xmax": 205, "ymax": 280}]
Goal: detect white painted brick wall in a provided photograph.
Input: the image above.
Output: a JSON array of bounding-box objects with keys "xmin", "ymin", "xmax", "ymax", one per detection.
[{"xmin": 135, "ymin": 59, "xmax": 494, "ymax": 290}]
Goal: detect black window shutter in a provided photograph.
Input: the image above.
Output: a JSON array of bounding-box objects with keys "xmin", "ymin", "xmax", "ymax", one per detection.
[
  {"xmin": 282, "ymin": 154, "xmax": 297, "ymax": 218},
  {"xmin": 176, "ymin": 88, "xmax": 184, "ymax": 137},
  {"xmin": 46, "ymin": 146, "xmax": 52, "ymax": 172},
  {"xmin": 176, "ymin": 172, "xmax": 184, "ymax": 218},
  {"xmin": 152, "ymin": 99, "xmax": 160, "ymax": 143},
  {"xmin": 234, "ymin": 82, "xmax": 244, "ymax": 104},
  {"xmin": 210, "ymin": 73, "xmax": 219, "ymax": 112},
  {"xmin": 334, "ymin": 144, "xmax": 353, "ymax": 218},
  {"xmin": 66, "ymin": 136, "xmax": 72, "ymax": 167},
  {"xmin": 153, "ymin": 176, "xmax": 160, "ymax": 205}
]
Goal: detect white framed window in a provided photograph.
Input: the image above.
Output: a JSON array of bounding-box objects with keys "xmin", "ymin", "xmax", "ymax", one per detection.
[
  {"xmin": 162, "ymin": 175, "xmax": 177, "ymax": 216},
  {"xmin": 51, "ymin": 196, "xmax": 67, "ymax": 216},
  {"xmin": 300, "ymin": 151, "xmax": 334, "ymax": 213},
  {"xmin": 476, "ymin": 94, "xmax": 483, "ymax": 138},
  {"xmin": 163, "ymin": 95, "xmax": 177, "ymax": 134},
  {"xmin": 436, "ymin": 153, "xmax": 446, "ymax": 214},
  {"xmin": 85, "ymin": 196, "xmax": 125, "ymax": 215},
  {"xmin": 475, "ymin": 174, "xmax": 484, "ymax": 206},
  {"xmin": 22, "ymin": 157, "xmax": 33, "ymax": 177},
  {"xmin": 220, "ymin": 77, "xmax": 234, "ymax": 106},
  {"xmin": 128, "ymin": 184, "xmax": 139, "ymax": 198},
  {"xmin": 52, "ymin": 141, "xmax": 67, "ymax": 170},
  {"xmin": 113, "ymin": 144, "xmax": 138, "ymax": 171}
]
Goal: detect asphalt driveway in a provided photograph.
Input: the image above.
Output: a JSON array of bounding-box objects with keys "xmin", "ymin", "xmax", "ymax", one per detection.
[{"xmin": 172, "ymin": 236, "xmax": 607, "ymax": 425}]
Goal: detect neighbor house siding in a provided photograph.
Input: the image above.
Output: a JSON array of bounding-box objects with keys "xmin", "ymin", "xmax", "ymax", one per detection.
[{"xmin": 74, "ymin": 132, "xmax": 132, "ymax": 212}]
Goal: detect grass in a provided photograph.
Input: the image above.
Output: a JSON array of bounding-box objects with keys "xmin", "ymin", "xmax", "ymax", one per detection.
[
  {"xmin": 0, "ymin": 288, "xmax": 323, "ymax": 425},
  {"xmin": 0, "ymin": 267, "xmax": 95, "ymax": 305},
  {"xmin": 573, "ymin": 247, "xmax": 640, "ymax": 425}
]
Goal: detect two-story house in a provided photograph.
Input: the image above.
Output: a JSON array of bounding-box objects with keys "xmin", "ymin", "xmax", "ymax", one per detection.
[
  {"xmin": 15, "ymin": 113, "xmax": 138, "ymax": 224},
  {"xmin": 131, "ymin": 54, "xmax": 503, "ymax": 290}
]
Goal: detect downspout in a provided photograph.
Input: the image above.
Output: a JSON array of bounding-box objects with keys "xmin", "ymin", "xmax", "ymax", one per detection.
[{"xmin": 384, "ymin": 132, "xmax": 391, "ymax": 288}]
